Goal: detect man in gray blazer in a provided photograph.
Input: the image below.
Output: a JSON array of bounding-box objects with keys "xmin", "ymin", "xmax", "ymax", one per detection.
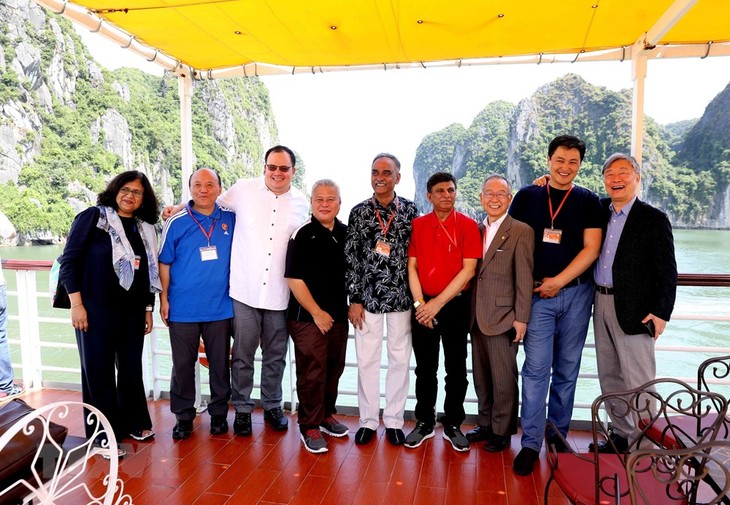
[
  {"xmin": 467, "ymin": 175, "xmax": 534, "ymax": 452},
  {"xmin": 590, "ymin": 153, "xmax": 677, "ymax": 453}
]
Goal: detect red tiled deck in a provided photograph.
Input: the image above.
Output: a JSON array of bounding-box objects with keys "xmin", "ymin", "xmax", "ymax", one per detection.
[{"xmin": 19, "ymin": 388, "xmax": 593, "ymax": 505}]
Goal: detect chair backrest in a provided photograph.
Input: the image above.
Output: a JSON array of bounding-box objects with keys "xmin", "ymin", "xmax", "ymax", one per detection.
[
  {"xmin": 626, "ymin": 440, "xmax": 730, "ymax": 505},
  {"xmin": 590, "ymin": 377, "xmax": 729, "ymax": 502},
  {"xmin": 697, "ymin": 354, "xmax": 730, "ymax": 439}
]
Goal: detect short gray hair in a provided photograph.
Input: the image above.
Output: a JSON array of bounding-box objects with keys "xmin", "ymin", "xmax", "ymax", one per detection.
[
  {"xmin": 311, "ymin": 179, "xmax": 341, "ymax": 200},
  {"xmin": 602, "ymin": 153, "xmax": 640, "ymax": 174},
  {"xmin": 372, "ymin": 153, "xmax": 401, "ymax": 172}
]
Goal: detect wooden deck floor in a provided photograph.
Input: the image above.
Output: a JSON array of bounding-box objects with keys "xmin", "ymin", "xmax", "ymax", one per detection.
[{"xmin": 20, "ymin": 388, "xmax": 592, "ymax": 505}]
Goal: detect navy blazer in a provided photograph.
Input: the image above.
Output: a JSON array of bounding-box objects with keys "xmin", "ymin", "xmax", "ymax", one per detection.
[{"xmin": 599, "ymin": 198, "xmax": 677, "ymax": 335}]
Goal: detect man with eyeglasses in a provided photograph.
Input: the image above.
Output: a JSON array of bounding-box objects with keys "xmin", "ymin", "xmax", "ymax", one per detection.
[
  {"xmin": 220, "ymin": 145, "xmax": 309, "ymax": 436},
  {"xmin": 588, "ymin": 153, "xmax": 676, "ymax": 454},
  {"xmin": 467, "ymin": 175, "xmax": 534, "ymax": 453},
  {"xmin": 165, "ymin": 146, "xmax": 309, "ymax": 436},
  {"xmin": 509, "ymin": 135, "xmax": 602, "ymax": 476}
]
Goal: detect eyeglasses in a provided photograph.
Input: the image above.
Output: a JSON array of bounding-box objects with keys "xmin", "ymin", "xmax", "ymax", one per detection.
[
  {"xmin": 265, "ymin": 164, "xmax": 292, "ymax": 173},
  {"xmin": 481, "ymin": 191, "xmax": 511, "ymax": 199},
  {"xmin": 119, "ymin": 187, "xmax": 144, "ymax": 198},
  {"xmin": 603, "ymin": 169, "xmax": 634, "ymax": 179}
]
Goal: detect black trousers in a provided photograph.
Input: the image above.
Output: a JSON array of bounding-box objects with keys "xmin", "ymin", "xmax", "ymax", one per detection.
[
  {"xmin": 288, "ymin": 320, "xmax": 348, "ymax": 431},
  {"xmin": 76, "ymin": 304, "xmax": 151, "ymax": 440},
  {"xmin": 169, "ymin": 319, "xmax": 232, "ymax": 421},
  {"xmin": 411, "ymin": 292, "xmax": 471, "ymax": 426}
]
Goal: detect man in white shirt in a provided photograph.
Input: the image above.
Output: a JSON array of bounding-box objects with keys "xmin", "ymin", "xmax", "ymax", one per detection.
[
  {"xmin": 218, "ymin": 146, "xmax": 309, "ymax": 435},
  {"xmin": 0, "ymin": 211, "xmax": 23, "ymax": 399}
]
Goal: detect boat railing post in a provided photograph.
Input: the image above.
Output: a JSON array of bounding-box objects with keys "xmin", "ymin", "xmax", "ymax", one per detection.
[{"xmin": 14, "ymin": 269, "xmax": 42, "ymax": 389}]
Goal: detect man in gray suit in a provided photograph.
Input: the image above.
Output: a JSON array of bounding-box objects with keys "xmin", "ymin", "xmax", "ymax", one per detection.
[
  {"xmin": 467, "ymin": 175, "xmax": 534, "ymax": 452},
  {"xmin": 589, "ymin": 153, "xmax": 677, "ymax": 453}
]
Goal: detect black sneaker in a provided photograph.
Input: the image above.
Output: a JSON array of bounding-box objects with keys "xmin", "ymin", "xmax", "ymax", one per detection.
[
  {"xmin": 386, "ymin": 428, "xmax": 405, "ymax": 446},
  {"xmin": 300, "ymin": 428, "xmax": 328, "ymax": 454},
  {"xmin": 320, "ymin": 416, "xmax": 349, "ymax": 437},
  {"xmin": 233, "ymin": 412, "xmax": 252, "ymax": 436},
  {"xmin": 588, "ymin": 432, "xmax": 629, "ymax": 454},
  {"xmin": 210, "ymin": 415, "xmax": 228, "ymax": 435},
  {"xmin": 442, "ymin": 425, "xmax": 470, "ymax": 452},
  {"xmin": 355, "ymin": 427, "xmax": 375, "ymax": 445},
  {"xmin": 172, "ymin": 420, "xmax": 193, "ymax": 440},
  {"xmin": 513, "ymin": 447, "xmax": 539, "ymax": 476},
  {"xmin": 404, "ymin": 422, "xmax": 435, "ymax": 449},
  {"xmin": 264, "ymin": 407, "xmax": 288, "ymax": 431}
]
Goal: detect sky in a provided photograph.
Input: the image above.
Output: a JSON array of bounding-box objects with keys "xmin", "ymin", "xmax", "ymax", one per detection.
[{"xmin": 76, "ymin": 28, "xmax": 730, "ymax": 214}]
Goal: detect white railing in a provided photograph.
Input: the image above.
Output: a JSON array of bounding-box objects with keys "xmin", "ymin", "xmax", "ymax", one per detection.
[{"xmin": 4, "ymin": 261, "xmax": 730, "ymax": 422}]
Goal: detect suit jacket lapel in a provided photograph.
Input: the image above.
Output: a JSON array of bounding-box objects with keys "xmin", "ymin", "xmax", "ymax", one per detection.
[{"xmin": 483, "ymin": 215, "xmax": 512, "ymax": 265}]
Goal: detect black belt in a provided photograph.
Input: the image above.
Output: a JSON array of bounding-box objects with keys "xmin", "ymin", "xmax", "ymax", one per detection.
[
  {"xmin": 533, "ymin": 277, "xmax": 588, "ymax": 289},
  {"xmin": 594, "ymin": 285, "xmax": 614, "ymax": 295}
]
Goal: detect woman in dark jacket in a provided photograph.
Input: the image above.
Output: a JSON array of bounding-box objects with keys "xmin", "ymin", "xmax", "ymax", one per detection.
[{"xmin": 60, "ymin": 170, "xmax": 161, "ymax": 456}]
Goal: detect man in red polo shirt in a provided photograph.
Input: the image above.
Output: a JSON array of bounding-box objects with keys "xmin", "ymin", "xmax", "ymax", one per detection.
[{"xmin": 405, "ymin": 172, "xmax": 482, "ymax": 452}]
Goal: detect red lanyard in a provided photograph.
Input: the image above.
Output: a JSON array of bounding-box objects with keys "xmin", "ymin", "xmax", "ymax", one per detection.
[
  {"xmin": 437, "ymin": 211, "xmax": 458, "ymax": 249},
  {"xmin": 546, "ymin": 185, "xmax": 573, "ymax": 229},
  {"xmin": 372, "ymin": 197, "xmax": 398, "ymax": 237},
  {"xmin": 187, "ymin": 207, "xmax": 216, "ymax": 245}
]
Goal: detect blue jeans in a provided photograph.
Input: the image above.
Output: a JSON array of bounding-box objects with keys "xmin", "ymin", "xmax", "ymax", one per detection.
[
  {"xmin": 519, "ymin": 283, "xmax": 593, "ymax": 451},
  {"xmin": 0, "ymin": 284, "xmax": 13, "ymax": 393}
]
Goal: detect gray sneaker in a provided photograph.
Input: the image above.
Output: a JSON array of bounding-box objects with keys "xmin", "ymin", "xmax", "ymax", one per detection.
[
  {"xmin": 320, "ymin": 416, "xmax": 349, "ymax": 437},
  {"xmin": 300, "ymin": 429, "xmax": 328, "ymax": 454},
  {"xmin": 442, "ymin": 424, "xmax": 470, "ymax": 452},
  {"xmin": 0, "ymin": 383, "xmax": 25, "ymax": 399},
  {"xmin": 404, "ymin": 421, "xmax": 435, "ymax": 449}
]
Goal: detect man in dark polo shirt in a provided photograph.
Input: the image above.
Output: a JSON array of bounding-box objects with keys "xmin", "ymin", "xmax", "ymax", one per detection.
[
  {"xmin": 285, "ymin": 179, "xmax": 349, "ymax": 454},
  {"xmin": 509, "ymin": 135, "xmax": 603, "ymax": 476},
  {"xmin": 405, "ymin": 172, "xmax": 481, "ymax": 452}
]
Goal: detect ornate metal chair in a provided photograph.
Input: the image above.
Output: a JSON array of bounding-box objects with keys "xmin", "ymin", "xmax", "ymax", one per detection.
[
  {"xmin": 642, "ymin": 355, "xmax": 730, "ymax": 503},
  {"xmin": 544, "ymin": 378, "xmax": 729, "ymax": 504},
  {"xmin": 0, "ymin": 400, "xmax": 132, "ymax": 505},
  {"xmin": 626, "ymin": 440, "xmax": 730, "ymax": 504}
]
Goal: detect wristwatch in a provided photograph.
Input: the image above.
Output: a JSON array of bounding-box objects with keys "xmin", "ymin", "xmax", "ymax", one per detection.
[
  {"xmin": 413, "ymin": 298, "xmax": 424, "ymax": 309},
  {"xmin": 145, "ymin": 305, "xmax": 154, "ymax": 312}
]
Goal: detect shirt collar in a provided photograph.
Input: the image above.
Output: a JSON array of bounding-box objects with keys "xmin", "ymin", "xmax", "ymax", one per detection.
[
  {"xmin": 483, "ymin": 212, "xmax": 508, "ymax": 229},
  {"xmin": 186, "ymin": 200, "xmax": 221, "ymax": 219},
  {"xmin": 609, "ymin": 195, "xmax": 637, "ymax": 216}
]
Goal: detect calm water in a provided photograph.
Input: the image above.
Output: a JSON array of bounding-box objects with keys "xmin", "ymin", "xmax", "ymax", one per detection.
[{"xmin": 2, "ymin": 229, "xmax": 729, "ymax": 419}]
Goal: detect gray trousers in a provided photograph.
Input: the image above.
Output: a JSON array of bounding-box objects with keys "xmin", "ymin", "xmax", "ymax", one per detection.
[
  {"xmin": 169, "ymin": 319, "xmax": 232, "ymax": 421},
  {"xmin": 471, "ymin": 327, "xmax": 519, "ymax": 436},
  {"xmin": 593, "ymin": 292, "xmax": 656, "ymax": 438},
  {"xmin": 230, "ymin": 299, "xmax": 288, "ymax": 413}
]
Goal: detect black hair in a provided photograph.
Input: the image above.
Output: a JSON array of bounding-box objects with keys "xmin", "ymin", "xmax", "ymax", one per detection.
[
  {"xmin": 265, "ymin": 145, "xmax": 296, "ymax": 167},
  {"xmin": 426, "ymin": 172, "xmax": 457, "ymax": 193},
  {"xmin": 547, "ymin": 135, "xmax": 587, "ymax": 162},
  {"xmin": 97, "ymin": 170, "xmax": 159, "ymax": 224}
]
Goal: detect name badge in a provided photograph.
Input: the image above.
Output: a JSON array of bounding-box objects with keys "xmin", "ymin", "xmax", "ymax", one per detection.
[
  {"xmin": 133, "ymin": 255, "xmax": 141, "ymax": 270},
  {"xmin": 374, "ymin": 240, "xmax": 391, "ymax": 257},
  {"xmin": 543, "ymin": 228, "xmax": 563, "ymax": 244},
  {"xmin": 200, "ymin": 246, "xmax": 218, "ymax": 261}
]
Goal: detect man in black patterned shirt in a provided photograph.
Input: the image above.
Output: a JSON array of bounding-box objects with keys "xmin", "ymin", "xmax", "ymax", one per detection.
[{"xmin": 345, "ymin": 153, "xmax": 420, "ymax": 446}]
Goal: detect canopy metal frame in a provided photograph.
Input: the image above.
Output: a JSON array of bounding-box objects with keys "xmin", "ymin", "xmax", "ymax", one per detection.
[{"xmin": 32, "ymin": 0, "xmax": 730, "ymax": 197}]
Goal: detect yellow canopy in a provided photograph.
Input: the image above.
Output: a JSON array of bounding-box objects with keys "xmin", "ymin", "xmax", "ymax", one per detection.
[{"xmin": 38, "ymin": 0, "xmax": 730, "ymax": 76}]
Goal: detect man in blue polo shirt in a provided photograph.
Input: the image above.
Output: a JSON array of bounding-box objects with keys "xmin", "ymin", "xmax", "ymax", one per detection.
[{"xmin": 159, "ymin": 167, "xmax": 236, "ymax": 439}]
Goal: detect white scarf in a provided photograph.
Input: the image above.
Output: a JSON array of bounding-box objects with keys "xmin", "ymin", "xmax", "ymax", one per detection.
[{"xmin": 97, "ymin": 206, "xmax": 162, "ymax": 293}]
